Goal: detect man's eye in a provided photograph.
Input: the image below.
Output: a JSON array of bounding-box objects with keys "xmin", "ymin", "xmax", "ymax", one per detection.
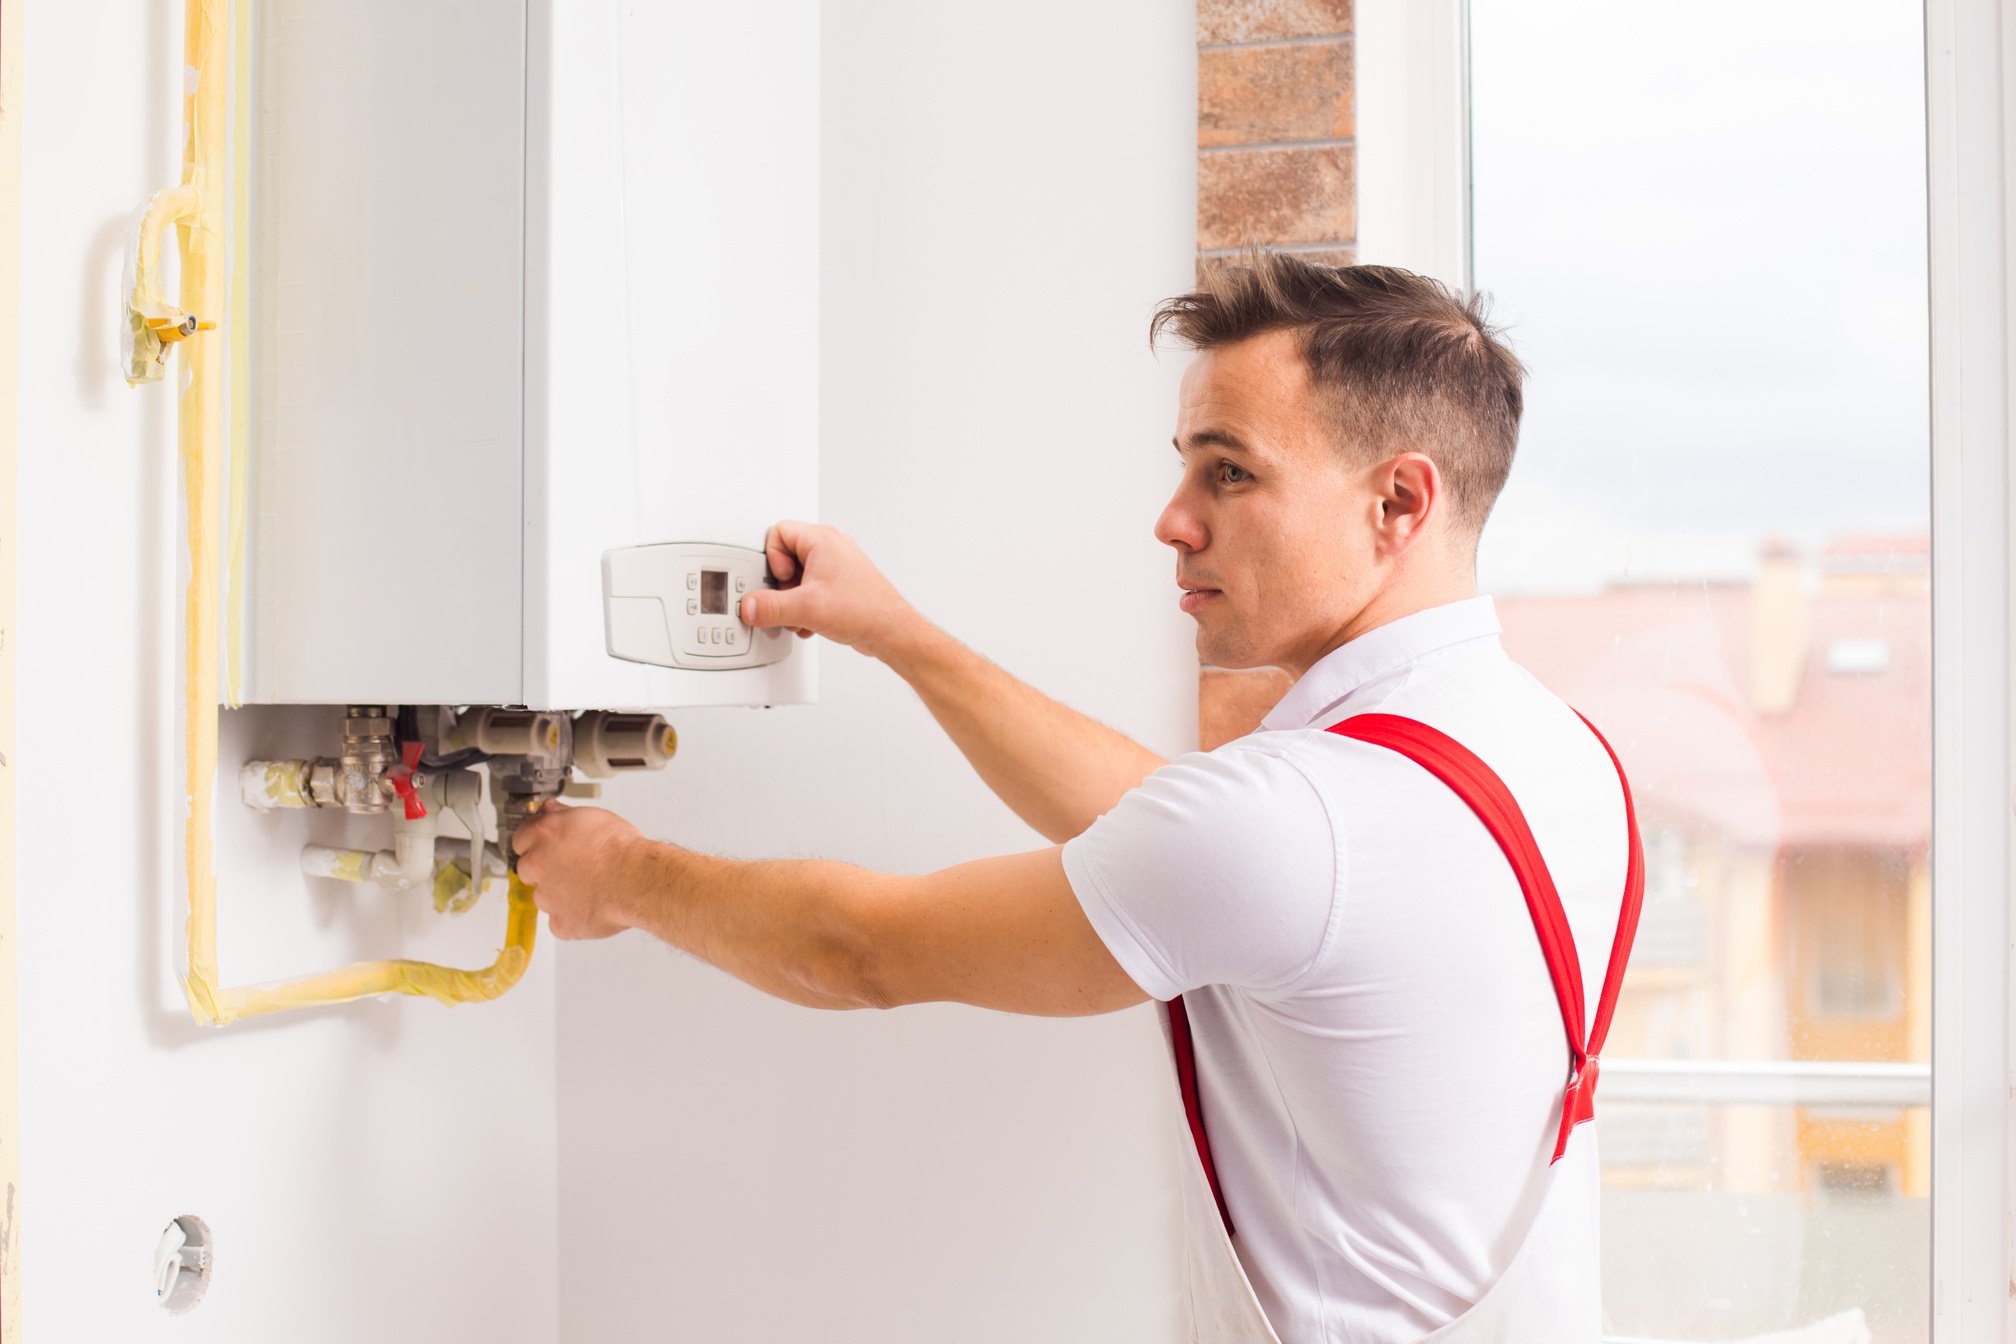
[{"xmin": 1218, "ymin": 462, "xmax": 1251, "ymax": 485}]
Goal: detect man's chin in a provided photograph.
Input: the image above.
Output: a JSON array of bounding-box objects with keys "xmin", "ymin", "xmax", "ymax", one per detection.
[{"xmin": 1195, "ymin": 629, "xmax": 1269, "ymax": 671}]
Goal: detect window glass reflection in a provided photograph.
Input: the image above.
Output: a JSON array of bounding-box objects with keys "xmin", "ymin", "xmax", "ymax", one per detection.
[{"xmin": 1468, "ymin": 2, "xmax": 1931, "ymax": 1338}]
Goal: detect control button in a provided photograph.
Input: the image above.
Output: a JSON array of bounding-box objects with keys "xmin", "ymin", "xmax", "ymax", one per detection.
[
  {"xmin": 734, "ymin": 576, "xmax": 747, "ymax": 594},
  {"xmin": 686, "ymin": 598, "xmax": 698, "ymax": 615},
  {"xmin": 711, "ymin": 627, "xmax": 724, "ymax": 645},
  {"xmin": 686, "ymin": 573, "xmax": 699, "ymax": 590}
]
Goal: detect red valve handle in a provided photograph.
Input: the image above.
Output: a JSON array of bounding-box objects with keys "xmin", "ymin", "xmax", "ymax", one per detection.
[{"xmin": 388, "ymin": 741, "xmax": 428, "ymax": 821}]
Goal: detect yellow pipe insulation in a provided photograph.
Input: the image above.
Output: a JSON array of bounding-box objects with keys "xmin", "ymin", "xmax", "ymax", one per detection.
[
  {"xmin": 132, "ymin": 0, "xmax": 538, "ymax": 1026},
  {"xmin": 225, "ymin": 0, "xmax": 252, "ymax": 709}
]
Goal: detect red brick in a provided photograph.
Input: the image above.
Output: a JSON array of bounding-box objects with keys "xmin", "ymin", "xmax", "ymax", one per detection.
[
  {"xmin": 1199, "ymin": 40, "xmax": 1353, "ymax": 147},
  {"xmin": 1198, "ymin": 145, "xmax": 1354, "ymax": 250},
  {"xmin": 1199, "ymin": 0, "xmax": 1352, "ymax": 45},
  {"xmin": 1200, "ymin": 665, "xmax": 1296, "ymax": 750}
]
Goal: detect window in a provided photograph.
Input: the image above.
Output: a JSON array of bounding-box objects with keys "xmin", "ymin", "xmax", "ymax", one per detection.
[
  {"xmin": 1360, "ymin": 1, "xmax": 2014, "ymax": 1331},
  {"xmin": 1634, "ymin": 828, "xmax": 1708, "ymax": 970},
  {"xmin": 1465, "ymin": 1, "xmax": 1931, "ymax": 1338}
]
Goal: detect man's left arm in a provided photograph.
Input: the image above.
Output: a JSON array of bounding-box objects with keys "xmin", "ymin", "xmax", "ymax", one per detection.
[{"xmin": 509, "ymin": 804, "xmax": 1150, "ymax": 1017}]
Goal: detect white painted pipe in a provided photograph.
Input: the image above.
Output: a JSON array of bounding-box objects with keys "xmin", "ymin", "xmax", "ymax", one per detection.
[
  {"xmin": 299, "ymin": 844, "xmax": 425, "ymax": 889},
  {"xmin": 297, "ymin": 840, "xmax": 506, "ymax": 894}
]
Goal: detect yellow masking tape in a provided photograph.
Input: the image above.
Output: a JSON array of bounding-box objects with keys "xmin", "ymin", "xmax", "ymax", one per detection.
[
  {"xmin": 434, "ymin": 859, "xmax": 486, "ymax": 916},
  {"xmin": 178, "ymin": 0, "xmax": 228, "ymax": 1016},
  {"xmin": 324, "ymin": 849, "xmax": 373, "ymax": 883},
  {"xmin": 224, "ymin": 0, "xmax": 251, "ymax": 708},
  {"xmin": 190, "ymin": 876, "xmax": 539, "ymax": 1024},
  {"xmin": 248, "ymin": 757, "xmax": 312, "ymax": 809},
  {"xmin": 124, "ymin": 186, "xmax": 199, "ymax": 386}
]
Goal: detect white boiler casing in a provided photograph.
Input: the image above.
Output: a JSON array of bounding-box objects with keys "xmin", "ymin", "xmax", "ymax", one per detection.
[{"xmin": 239, "ymin": 0, "xmax": 818, "ymax": 712}]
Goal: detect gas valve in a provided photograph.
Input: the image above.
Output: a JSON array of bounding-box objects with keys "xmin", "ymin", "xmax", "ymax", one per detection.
[
  {"xmin": 239, "ymin": 702, "xmax": 684, "ymax": 895},
  {"xmin": 238, "ymin": 706, "xmax": 403, "ymax": 814}
]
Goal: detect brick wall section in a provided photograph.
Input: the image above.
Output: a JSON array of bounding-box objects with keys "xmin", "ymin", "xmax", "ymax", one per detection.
[
  {"xmin": 1197, "ymin": 0, "xmax": 1356, "ymax": 274},
  {"xmin": 1193, "ymin": 0, "xmax": 1353, "ymax": 747}
]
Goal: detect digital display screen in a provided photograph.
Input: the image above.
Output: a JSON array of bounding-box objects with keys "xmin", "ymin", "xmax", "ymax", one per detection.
[{"xmin": 700, "ymin": 569, "xmax": 729, "ymax": 615}]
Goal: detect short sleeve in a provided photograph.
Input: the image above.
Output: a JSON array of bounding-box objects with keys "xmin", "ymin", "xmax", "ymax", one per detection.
[{"xmin": 1060, "ymin": 742, "xmax": 1340, "ymax": 1000}]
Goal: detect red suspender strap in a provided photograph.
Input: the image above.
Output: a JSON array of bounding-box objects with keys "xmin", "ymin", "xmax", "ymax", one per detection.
[
  {"xmin": 1572, "ymin": 711, "xmax": 1646, "ymax": 1074},
  {"xmin": 1168, "ymin": 994, "xmax": 1234, "ymax": 1234},
  {"xmin": 1324, "ymin": 712, "xmax": 1644, "ymax": 1163},
  {"xmin": 1166, "ymin": 709, "xmax": 1643, "ymax": 1236}
]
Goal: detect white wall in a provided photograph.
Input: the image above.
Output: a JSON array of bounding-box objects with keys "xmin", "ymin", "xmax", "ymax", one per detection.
[
  {"xmin": 554, "ymin": 1, "xmax": 1201, "ymax": 1340},
  {"xmin": 15, "ymin": 6, "xmax": 557, "ymax": 1340}
]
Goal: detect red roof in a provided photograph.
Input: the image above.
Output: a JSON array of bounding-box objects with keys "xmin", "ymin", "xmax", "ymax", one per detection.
[{"xmin": 1498, "ymin": 548, "xmax": 1930, "ymax": 852}]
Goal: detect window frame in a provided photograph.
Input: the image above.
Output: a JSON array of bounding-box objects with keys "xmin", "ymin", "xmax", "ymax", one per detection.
[
  {"xmin": 1922, "ymin": 0, "xmax": 2015, "ymax": 1337},
  {"xmin": 1356, "ymin": 1, "xmax": 2016, "ymax": 1337}
]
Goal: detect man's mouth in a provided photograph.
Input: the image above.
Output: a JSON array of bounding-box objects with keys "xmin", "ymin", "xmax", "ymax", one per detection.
[{"xmin": 1179, "ymin": 584, "xmax": 1221, "ymax": 613}]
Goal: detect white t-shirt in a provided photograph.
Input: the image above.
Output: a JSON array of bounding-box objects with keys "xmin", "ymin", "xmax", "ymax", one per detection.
[{"xmin": 1061, "ymin": 597, "xmax": 1629, "ymax": 1344}]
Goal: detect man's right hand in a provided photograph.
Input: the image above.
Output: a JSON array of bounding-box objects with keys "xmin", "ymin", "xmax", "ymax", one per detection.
[
  {"xmin": 740, "ymin": 520, "xmax": 918, "ymax": 663},
  {"xmin": 740, "ymin": 518, "xmax": 1166, "ymax": 842}
]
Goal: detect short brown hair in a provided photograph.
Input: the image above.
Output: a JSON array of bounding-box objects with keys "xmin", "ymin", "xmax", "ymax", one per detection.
[{"xmin": 1151, "ymin": 252, "xmax": 1525, "ymax": 534}]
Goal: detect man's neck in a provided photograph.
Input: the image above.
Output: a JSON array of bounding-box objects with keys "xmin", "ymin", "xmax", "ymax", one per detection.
[{"xmin": 1285, "ymin": 565, "xmax": 1478, "ymax": 680}]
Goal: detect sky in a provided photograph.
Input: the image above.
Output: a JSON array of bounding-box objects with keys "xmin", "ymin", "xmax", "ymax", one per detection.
[{"xmin": 1466, "ymin": 0, "xmax": 1931, "ymax": 594}]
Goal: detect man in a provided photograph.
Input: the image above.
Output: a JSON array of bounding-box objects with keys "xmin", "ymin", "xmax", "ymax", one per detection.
[{"xmin": 513, "ymin": 256, "xmax": 1639, "ymax": 1343}]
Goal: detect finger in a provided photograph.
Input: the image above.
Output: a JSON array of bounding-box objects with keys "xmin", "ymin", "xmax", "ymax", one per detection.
[
  {"xmin": 742, "ymin": 585, "xmax": 814, "ymax": 632},
  {"xmin": 761, "ymin": 524, "xmax": 796, "ymax": 586},
  {"xmin": 765, "ymin": 520, "xmax": 808, "ymax": 586},
  {"xmin": 539, "ymin": 901, "xmax": 583, "ymax": 941},
  {"xmin": 510, "ymin": 801, "xmax": 567, "ymax": 854}
]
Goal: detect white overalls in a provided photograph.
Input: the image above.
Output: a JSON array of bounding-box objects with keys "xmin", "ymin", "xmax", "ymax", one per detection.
[{"xmin": 1161, "ymin": 711, "xmax": 1644, "ymax": 1343}]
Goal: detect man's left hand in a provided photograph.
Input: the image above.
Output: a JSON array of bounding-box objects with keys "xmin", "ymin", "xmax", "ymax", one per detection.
[{"xmin": 510, "ymin": 803, "xmax": 650, "ymax": 940}]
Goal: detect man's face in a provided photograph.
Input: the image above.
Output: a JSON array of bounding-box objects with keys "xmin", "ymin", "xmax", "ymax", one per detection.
[{"xmin": 1157, "ymin": 330, "xmax": 1380, "ymax": 675}]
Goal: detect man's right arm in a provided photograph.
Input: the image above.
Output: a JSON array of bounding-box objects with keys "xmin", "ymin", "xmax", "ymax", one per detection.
[{"xmin": 739, "ymin": 521, "xmax": 1169, "ymax": 843}]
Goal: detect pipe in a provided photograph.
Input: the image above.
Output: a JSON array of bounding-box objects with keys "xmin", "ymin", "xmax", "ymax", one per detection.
[
  {"xmin": 432, "ymin": 836, "xmax": 507, "ymax": 875},
  {"xmin": 141, "ymin": 0, "xmax": 540, "ymax": 1024},
  {"xmin": 253, "ymin": 764, "xmax": 502, "ymax": 905},
  {"xmin": 301, "ymin": 837, "xmax": 431, "ymax": 891},
  {"xmin": 239, "ymin": 758, "xmax": 317, "ymax": 810},
  {"xmin": 429, "ymin": 839, "xmax": 508, "ymax": 914},
  {"xmin": 172, "ymin": 0, "xmax": 229, "ymax": 1023},
  {"xmin": 122, "ymin": 186, "xmax": 200, "ymax": 384},
  {"xmin": 204, "ymin": 874, "xmax": 538, "ymax": 1013},
  {"xmin": 300, "ymin": 839, "xmax": 508, "ymax": 903},
  {"xmin": 224, "ymin": 0, "xmax": 251, "ymax": 708}
]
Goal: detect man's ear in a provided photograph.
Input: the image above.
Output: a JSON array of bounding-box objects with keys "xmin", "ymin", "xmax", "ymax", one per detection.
[{"xmin": 1375, "ymin": 452, "xmax": 1443, "ymax": 556}]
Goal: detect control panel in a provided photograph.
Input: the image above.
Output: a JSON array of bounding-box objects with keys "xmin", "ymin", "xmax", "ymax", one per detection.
[{"xmin": 602, "ymin": 543, "xmax": 792, "ymax": 671}]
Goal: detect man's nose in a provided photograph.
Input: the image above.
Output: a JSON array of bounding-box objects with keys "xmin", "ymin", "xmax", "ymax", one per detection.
[{"xmin": 1155, "ymin": 490, "xmax": 1207, "ymax": 553}]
